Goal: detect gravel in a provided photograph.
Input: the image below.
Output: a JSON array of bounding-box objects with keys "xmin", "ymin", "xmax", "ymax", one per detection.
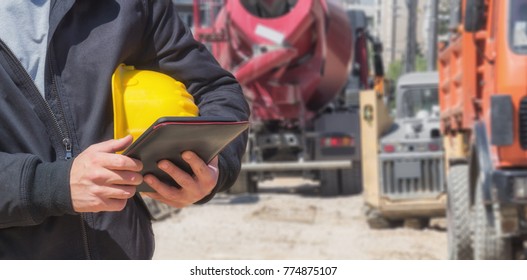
[{"xmin": 152, "ymin": 177, "xmax": 447, "ymax": 260}]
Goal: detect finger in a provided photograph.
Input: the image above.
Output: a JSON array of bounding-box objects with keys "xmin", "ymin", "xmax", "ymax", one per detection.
[
  {"xmin": 93, "ymin": 153, "xmax": 143, "ymax": 172},
  {"xmin": 181, "ymin": 152, "xmax": 219, "ymax": 189},
  {"xmin": 88, "ymin": 166, "xmax": 143, "ymax": 186},
  {"xmin": 157, "ymin": 160, "xmax": 196, "ymax": 188},
  {"xmin": 181, "ymin": 151, "xmax": 212, "ymax": 178},
  {"xmin": 89, "ymin": 135, "xmax": 133, "ymax": 153},
  {"xmin": 95, "ymin": 185, "xmax": 137, "ymax": 200},
  {"xmin": 105, "ymin": 170, "xmax": 143, "ymax": 186},
  {"xmin": 144, "ymin": 171, "xmax": 211, "ymax": 205},
  {"xmin": 102, "ymin": 198, "xmax": 129, "ymax": 212},
  {"xmin": 143, "ymin": 173, "xmax": 206, "ymax": 207},
  {"xmin": 74, "ymin": 186, "xmax": 135, "ymax": 212},
  {"xmin": 143, "ymin": 174, "xmax": 184, "ymax": 201}
]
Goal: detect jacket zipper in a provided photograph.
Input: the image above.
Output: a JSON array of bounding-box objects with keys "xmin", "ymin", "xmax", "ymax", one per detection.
[
  {"xmin": 0, "ymin": 39, "xmax": 72, "ymax": 159},
  {"xmin": 47, "ymin": 46, "xmax": 73, "ymax": 160},
  {"xmin": 0, "ymin": 39, "xmax": 92, "ymax": 259},
  {"xmin": 47, "ymin": 42, "xmax": 92, "ymax": 259}
]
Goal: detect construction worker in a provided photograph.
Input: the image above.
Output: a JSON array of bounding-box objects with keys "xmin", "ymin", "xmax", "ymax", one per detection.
[{"xmin": 0, "ymin": 0, "xmax": 249, "ymax": 259}]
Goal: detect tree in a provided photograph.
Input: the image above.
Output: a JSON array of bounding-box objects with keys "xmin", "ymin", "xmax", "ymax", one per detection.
[{"xmin": 387, "ymin": 59, "xmax": 403, "ymax": 82}]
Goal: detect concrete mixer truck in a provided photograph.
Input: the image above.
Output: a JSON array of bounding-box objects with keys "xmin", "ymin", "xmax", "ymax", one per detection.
[{"xmin": 192, "ymin": 0, "xmax": 385, "ymax": 195}]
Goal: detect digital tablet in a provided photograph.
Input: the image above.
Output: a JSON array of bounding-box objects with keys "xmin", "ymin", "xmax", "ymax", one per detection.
[{"xmin": 123, "ymin": 116, "xmax": 250, "ymax": 192}]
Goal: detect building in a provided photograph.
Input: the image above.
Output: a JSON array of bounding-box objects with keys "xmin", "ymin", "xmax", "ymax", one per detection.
[
  {"xmin": 341, "ymin": 0, "xmax": 441, "ymax": 69},
  {"xmin": 174, "ymin": 0, "xmax": 437, "ymax": 70},
  {"xmin": 172, "ymin": 0, "xmax": 194, "ymax": 28},
  {"xmin": 340, "ymin": 0, "xmax": 381, "ymax": 31}
]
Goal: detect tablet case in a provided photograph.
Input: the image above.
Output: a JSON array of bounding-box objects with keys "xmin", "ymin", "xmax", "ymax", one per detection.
[{"xmin": 123, "ymin": 116, "xmax": 250, "ymax": 192}]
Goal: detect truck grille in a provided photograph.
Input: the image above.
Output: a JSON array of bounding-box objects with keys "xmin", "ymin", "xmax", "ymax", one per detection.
[
  {"xmin": 519, "ymin": 98, "xmax": 527, "ymax": 149},
  {"xmin": 380, "ymin": 156, "xmax": 445, "ymax": 199}
]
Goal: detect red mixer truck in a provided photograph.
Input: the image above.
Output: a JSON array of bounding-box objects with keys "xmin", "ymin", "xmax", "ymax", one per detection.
[{"xmin": 193, "ymin": 0, "xmax": 384, "ymax": 195}]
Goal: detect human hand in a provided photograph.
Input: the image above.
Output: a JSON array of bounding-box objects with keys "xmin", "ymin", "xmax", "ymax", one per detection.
[
  {"xmin": 142, "ymin": 151, "xmax": 219, "ymax": 208},
  {"xmin": 70, "ymin": 135, "xmax": 143, "ymax": 212}
]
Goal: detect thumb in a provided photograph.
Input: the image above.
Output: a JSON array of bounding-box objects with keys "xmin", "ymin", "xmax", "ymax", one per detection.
[{"xmin": 90, "ymin": 135, "xmax": 133, "ymax": 153}]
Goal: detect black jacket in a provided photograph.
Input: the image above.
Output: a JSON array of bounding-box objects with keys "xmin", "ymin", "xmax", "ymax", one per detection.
[{"xmin": 0, "ymin": 0, "xmax": 249, "ymax": 259}]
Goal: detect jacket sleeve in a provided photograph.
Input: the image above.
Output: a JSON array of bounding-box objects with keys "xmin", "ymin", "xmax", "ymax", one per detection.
[
  {"xmin": 0, "ymin": 152, "xmax": 75, "ymax": 228},
  {"xmin": 137, "ymin": 0, "xmax": 250, "ymax": 202}
]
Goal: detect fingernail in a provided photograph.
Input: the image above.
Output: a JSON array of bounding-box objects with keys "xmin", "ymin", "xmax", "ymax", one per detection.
[
  {"xmin": 145, "ymin": 176, "xmax": 153, "ymax": 185},
  {"xmin": 131, "ymin": 175, "xmax": 143, "ymax": 184},
  {"xmin": 159, "ymin": 161, "xmax": 169, "ymax": 169},
  {"xmin": 183, "ymin": 152, "xmax": 192, "ymax": 160}
]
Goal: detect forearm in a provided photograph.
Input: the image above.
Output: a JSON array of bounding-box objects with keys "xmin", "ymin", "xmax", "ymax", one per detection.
[
  {"xmin": 144, "ymin": 0, "xmax": 250, "ymax": 202},
  {"xmin": 195, "ymin": 134, "xmax": 247, "ymax": 204},
  {"xmin": 0, "ymin": 152, "xmax": 75, "ymax": 228}
]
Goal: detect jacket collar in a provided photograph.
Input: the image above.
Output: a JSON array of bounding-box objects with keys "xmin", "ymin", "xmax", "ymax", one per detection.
[{"xmin": 48, "ymin": 0, "xmax": 76, "ymax": 44}]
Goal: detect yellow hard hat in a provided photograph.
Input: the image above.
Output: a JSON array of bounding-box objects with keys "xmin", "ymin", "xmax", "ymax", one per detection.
[{"xmin": 111, "ymin": 64, "xmax": 199, "ymax": 141}]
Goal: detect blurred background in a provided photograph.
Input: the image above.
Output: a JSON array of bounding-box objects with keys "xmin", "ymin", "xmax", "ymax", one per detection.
[
  {"xmin": 148, "ymin": 0, "xmax": 457, "ymax": 260},
  {"xmin": 172, "ymin": 0, "xmax": 454, "ymax": 78}
]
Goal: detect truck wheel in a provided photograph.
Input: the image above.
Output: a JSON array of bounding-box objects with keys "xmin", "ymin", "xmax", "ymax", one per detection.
[
  {"xmin": 446, "ymin": 164, "xmax": 473, "ymax": 259},
  {"xmin": 404, "ymin": 218, "xmax": 429, "ymax": 230},
  {"xmin": 340, "ymin": 161, "xmax": 363, "ymax": 195},
  {"xmin": 473, "ymin": 176, "xmax": 512, "ymax": 259},
  {"xmin": 139, "ymin": 195, "xmax": 180, "ymax": 221},
  {"xmin": 320, "ymin": 170, "xmax": 339, "ymax": 196},
  {"xmin": 247, "ymin": 172, "xmax": 258, "ymax": 193},
  {"xmin": 364, "ymin": 205, "xmax": 394, "ymax": 229},
  {"xmin": 229, "ymin": 171, "xmax": 258, "ymax": 194}
]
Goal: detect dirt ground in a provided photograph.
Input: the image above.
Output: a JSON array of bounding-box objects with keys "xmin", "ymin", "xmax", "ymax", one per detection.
[{"xmin": 152, "ymin": 177, "xmax": 447, "ymax": 260}]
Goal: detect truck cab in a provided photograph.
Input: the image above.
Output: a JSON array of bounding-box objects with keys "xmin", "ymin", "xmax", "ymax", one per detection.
[{"xmin": 381, "ymin": 72, "xmax": 442, "ymax": 161}]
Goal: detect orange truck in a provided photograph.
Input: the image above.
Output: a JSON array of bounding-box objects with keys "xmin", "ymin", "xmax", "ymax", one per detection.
[{"xmin": 440, "ymin": 0, "xmax": 527, "ymax": 259}]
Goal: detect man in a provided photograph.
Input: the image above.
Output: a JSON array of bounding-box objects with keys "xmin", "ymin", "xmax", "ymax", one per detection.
[{"xmin": 0, "ymin": 0, "xmax": 249, "ymax": 259}]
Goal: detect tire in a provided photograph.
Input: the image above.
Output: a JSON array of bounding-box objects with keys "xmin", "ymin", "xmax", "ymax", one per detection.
[
  {"xmin": 473, "ymin": 175, "xmax": 512, "ymax": 259},
  {"xmin": 320, "ymin": 170, "xmax": 339, "ymax": 196},
  {"xmin": 140, "ymin": 196, "xmax": 180, "ymax": 221},
  {"xmin": 229, "ymin": 138, "xmax": 258, "ymax": 194},
  {"xmin": 229, "ymin": 171, "xmax": 258, "ymax": 194},
  {"xmin": 404, "ymin": 218, "xmax": 429, "ymax": 230},
  {"xmin": 340, "ymin": 161, "xmax": 363, "ymax": 195},
  {"xmin": 446, "ymin": 164, "xmax": 473, "ymax": 259},
  {"xmin": 247, "ymin": 172, "xmax": 258, "ymax": 193},
  {"xmin": 364, "ymin": 205, "xmax": 394, "ymax": 229}
]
